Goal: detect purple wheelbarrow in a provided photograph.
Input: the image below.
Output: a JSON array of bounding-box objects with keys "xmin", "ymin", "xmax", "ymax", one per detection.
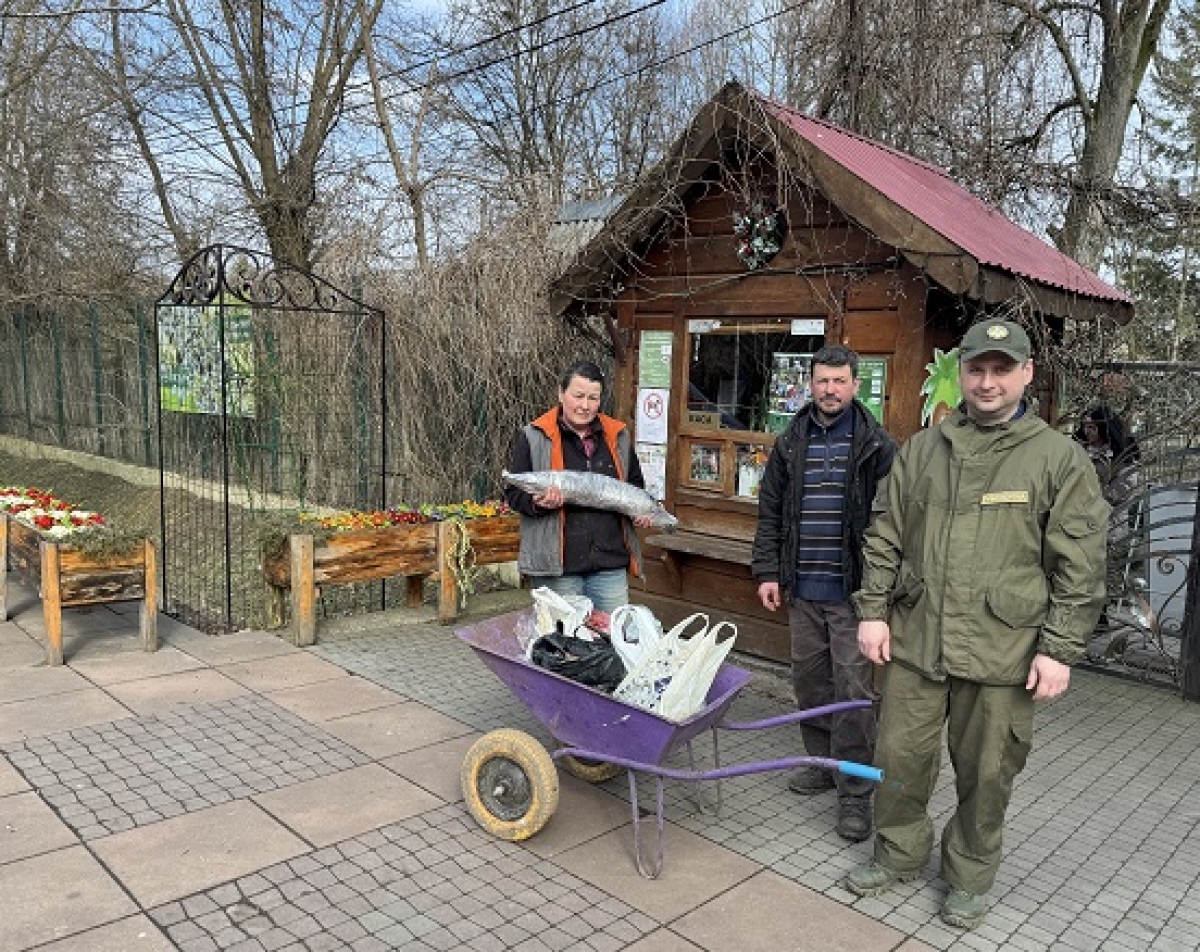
[{"xmin": 457, "ymin": 610, "xmax": 882, "ymax": 878}]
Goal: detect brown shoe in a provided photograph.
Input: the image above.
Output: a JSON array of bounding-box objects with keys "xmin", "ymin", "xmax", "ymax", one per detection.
[{"xmin": 835, "ymin": 797, "xmax": 873, "ymax": 842}]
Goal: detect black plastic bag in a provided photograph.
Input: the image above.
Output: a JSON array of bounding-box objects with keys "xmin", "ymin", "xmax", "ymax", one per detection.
[{"xmin": 530, "ymin": 627, "xmax": 627, "ymax": 693}]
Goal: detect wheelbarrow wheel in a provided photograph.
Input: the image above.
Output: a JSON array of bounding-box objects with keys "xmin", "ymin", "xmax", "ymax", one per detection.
[
  {"xmin": 462, "ymin": 729, "xmax": 559, "ymax": 841},
  {"xmin": 556, "ymin": 743, "xmax": 622, "ymax": 784}
]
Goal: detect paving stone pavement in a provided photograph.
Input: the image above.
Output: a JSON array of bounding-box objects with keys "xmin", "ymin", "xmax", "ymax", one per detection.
[
  {"xmin": 311, "ymin": 603, "xmax": 1200, "ymax": 952},
  {"xmin": 1, "ymin": 579, "xmax": 1199, "ymax": 952},
  {"xmin": 2, "ymin": 696, "xmax": 370, "ymax": 840}
]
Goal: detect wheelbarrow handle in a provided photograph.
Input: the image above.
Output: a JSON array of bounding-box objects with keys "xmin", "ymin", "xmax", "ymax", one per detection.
[
  {"xmin": 838, "ymin": 760, "xmax": 883, "ymax": 783},
  {"xmin": 553, "ymin": 748, "xmax": 883, "ymax": 785},
  {"xmin": 717, "ymin": 698, "xmax": 874, "ymax": 732}
]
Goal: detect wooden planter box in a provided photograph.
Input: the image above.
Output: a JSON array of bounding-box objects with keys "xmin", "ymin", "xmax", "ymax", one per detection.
[
  {"xmin": 262, "ymin": 514, "xmax": 520, "ymax": 645},
  {"xmin": 1, "ymin": 515, "xmax": 158, "ymax": 665}
]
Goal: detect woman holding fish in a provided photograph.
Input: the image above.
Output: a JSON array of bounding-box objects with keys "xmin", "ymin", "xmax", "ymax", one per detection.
[{"xmin": 504, "ymin": 360, "xmax": 653, "ymax": 612}]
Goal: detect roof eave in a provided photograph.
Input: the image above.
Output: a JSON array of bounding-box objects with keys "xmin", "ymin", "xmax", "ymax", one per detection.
[
  {"xmin": 550, "ymin": 82, "xmax": 752, "ymax": 317},
  {"xmin": 551, "ymin": 81, "xmax": 1134, "ymax": 327}
]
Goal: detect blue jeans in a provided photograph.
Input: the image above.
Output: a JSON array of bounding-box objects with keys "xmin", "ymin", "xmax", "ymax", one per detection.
[{"xmin": 539, "ymin": 568, "xmax": 629, "ymax": 612}]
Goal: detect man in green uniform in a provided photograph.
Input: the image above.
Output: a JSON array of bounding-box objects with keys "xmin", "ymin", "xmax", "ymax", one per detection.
[{"xmin": 843, "ymin": 320, "xmax": 1109, "ymax": 930}]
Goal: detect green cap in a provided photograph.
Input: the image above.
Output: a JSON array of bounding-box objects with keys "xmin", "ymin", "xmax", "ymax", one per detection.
[{"xmin": 959, "ymin": 320, "xmax": 1031, "ymax": 362}]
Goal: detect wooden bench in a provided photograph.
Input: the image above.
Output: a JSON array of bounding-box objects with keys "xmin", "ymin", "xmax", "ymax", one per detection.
[
  {"xmin": 1, "ymin": 515, "xmax": 158, "ymax": 665},
  {"xmin": 644, "ymin": 530, "xmax": 753, "ymax": 589},
  {"xmin": 645, "ymin": 531, "xmax": 754, "ymax": 564}
]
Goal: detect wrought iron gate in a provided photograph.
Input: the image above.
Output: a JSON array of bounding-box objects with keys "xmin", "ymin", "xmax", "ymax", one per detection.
[
  {"xmin": 155, "ymin": 245, "xmax": 385, "ymax": 631},
  {"xmin": 1075, "ymin": 362, "xmax": 1200, "ymax": 697}
]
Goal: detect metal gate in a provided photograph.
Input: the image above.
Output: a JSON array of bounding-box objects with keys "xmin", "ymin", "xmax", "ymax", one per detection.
[
  {"xmin": 154, "ymin": 245, "xmax": 385, "ymax": 632},
  {"xmin": 1075, "ymin": 362, "xmax": 1200, "ymax": 698}
]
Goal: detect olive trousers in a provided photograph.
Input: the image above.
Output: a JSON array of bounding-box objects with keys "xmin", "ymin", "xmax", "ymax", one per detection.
[{"xmin": 872, "ymin": 662, "xmax": 1035, "ymax": 894}]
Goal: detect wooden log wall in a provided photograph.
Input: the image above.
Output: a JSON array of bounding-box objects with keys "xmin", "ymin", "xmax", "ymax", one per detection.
[{"xmin": 262, "ymin": 514, "xmax": 521, "ymax": 646}]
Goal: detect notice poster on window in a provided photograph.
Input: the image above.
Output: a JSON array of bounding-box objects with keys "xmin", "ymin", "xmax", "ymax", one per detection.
[
  {"xmin": 858, "ymin": 356, "xmax": 888, "ymax": 424},
  {"xmin": 638, "ymin": 330, "xmax": 673, "ymax": 388},
  {"xmin": 636, "ymin": 388, "xmax": 669, "ymax": 444},
  {"xmin": 636, "ymin": 443, "xmax": 667, "ymax": 500},
  {"xmin": 765, "ymin": 352, "xmax": 812, "ymax": 434}
]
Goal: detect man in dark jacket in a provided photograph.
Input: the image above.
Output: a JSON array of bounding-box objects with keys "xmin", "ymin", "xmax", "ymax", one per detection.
[{"xmin": 751, "ymin": 345, "xmax": 896, "ymax": 842}]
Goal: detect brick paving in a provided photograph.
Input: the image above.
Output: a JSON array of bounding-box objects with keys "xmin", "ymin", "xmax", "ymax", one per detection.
[
  {"xmin": 311, "ymin": 608, "xmax": 1200, "ymax": 952},
  {"xmin": 2, "ymin": 696, "xmax": 370, "ymax": 840},
  {"xmin": 147, "ymin": 804, "xmax": 657, "ymax": 952},
  {"xmin": 2, "ymin": 582, "xmax": 1199, "ymax": 951}
]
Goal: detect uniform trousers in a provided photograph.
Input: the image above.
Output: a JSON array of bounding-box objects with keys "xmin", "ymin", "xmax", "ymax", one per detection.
[
  {"xmin": 788, "ymin": 598, "xmax": 877, "ymax": 798},
  {"xmin": 872, "ymin": 662, "xmax": 1035, "ymax": 894}
]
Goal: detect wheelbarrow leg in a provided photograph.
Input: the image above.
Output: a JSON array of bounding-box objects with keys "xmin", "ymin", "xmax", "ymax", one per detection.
[
  {"xmin": 628, "ymin": 770, "xmax": 665, "ymax": 879},
  {"xmin": 682, "ymin": 735, "xmax": 723, "ymax": 818}
]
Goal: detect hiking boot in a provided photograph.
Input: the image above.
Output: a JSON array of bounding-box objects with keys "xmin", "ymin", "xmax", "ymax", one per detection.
[
  {"xmin": 842, "ymin": 860, "xmax": 919, "ymax": 897},
  {"xmin": 835, "ymin": 797, "xmax": 873, "ymax": 842},
  {"xmin": 941, "ymin": 888, "xmax": 987, "ymax": 930},
  {"xmin": 787, "ymin": 766, "xmax": 835, "ymax": 795}
]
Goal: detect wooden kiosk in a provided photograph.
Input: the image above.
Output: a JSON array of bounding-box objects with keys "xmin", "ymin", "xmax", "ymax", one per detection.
[{"xmin": 551, "ymin": 82, "xmax": 1133, "ymax": 663}]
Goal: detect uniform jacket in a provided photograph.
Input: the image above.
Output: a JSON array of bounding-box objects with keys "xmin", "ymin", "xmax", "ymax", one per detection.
[
  {"xmin": 851, "ymin": 406, "xmax": 1109, "ymax": 684},
  {"xmin": 751, "ymin": 400, "xmax": 896, "ymax": 599},
  {"xmin": 506, "ymin": 409, "xmax": 643, "ymax": 578}
]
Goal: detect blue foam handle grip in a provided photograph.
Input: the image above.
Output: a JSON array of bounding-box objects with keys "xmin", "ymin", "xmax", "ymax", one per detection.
[{"xmin": 838, "ymin": 761, "xmax": 884, "ymax": 783}]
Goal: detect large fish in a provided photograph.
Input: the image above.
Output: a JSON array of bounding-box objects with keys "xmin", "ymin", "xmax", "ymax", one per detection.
[{"xmin": 503, "ymin": 469, "xmax": 678, "ymax": 530}]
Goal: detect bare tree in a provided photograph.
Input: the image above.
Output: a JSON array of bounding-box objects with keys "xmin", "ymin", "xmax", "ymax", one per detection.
[
  {"xmin": 108, "ymin": 0, "xmax": 385, "ymax": 271},
  {"xmin": 0, "ymin": 2, "xmax": 142, "ymax": 304},
  {"xmin": 363, "ymin": 33, "xmax": 439, "ymax": 270},
  {"xmin": 434, "ymin": 0, "xmax": 671, "ymax": 209},
  {"xmin": 998, "ymin": 0, "xmax": 1172, "ymax": 268}
]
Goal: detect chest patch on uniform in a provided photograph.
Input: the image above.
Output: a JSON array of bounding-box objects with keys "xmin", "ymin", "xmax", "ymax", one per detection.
[{"xmin": 981, "ymin": 491, "xmax": 1030, "ymax": 505}]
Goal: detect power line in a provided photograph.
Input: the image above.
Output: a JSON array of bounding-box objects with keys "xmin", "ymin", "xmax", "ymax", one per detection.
[
  {"xmin": 105, "ymin": 2, "xmax": 807, "ymax": 230},
  {"xmin": 365, "ymin": 0, "xmax": 613, "ymax": 88},
  {"xmin": 370, "ymin": 0, "xmax": 669, "ymax": 103},
  {"xmin": 130, "ymin": 0, "xmax": 667, "ymax": 149}
]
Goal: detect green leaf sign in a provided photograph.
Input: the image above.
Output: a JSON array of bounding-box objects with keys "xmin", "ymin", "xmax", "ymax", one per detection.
[{"xmin": 920, "ymin": 348, "xmax": 961, "ymax": 425}]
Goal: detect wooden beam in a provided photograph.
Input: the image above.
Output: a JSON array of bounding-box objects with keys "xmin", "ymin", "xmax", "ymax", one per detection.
[
  {"xmin": 0, "ymin": 515, "xmax": 8, "ymax": 622},
  {"xmin": 289, "ymin": 534, "xmax": 317, "ymax": 647},
  {"xmin": 40, "ymin": 541, "xmax": 64, "ymax": 666},
  {"xmin": 140, "ymin": 539, "xmax": 158, "ymax": 653},
  {"xmin": 437, "ymin": 519, "xmax": 459, "ymax": 624}
]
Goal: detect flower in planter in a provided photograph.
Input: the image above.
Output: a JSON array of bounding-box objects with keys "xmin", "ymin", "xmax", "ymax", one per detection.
[
  {"xmin": 421, "ymin": 500, "xmax": 512, "ymax": 521},
  {"xmin": 15, "ymin": 507, "xmax": 106, "ymax": 540},
  {"xmin": 1, "ymin": 487, "xmax": 72, "ymax": 514},
  {"xmin": 301, "ymin": 499, "xmax": 512, "ymax": 533}
]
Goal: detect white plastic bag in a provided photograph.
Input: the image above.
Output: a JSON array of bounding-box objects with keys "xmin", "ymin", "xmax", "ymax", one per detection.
[
  {"xmin": 514, "ymin": 609, "xmax": 541, "ymax": 656},
  {"xmin": 613, "ymin": 612, "xmax": 707, "ymax": 714},
  {"xmin": 608, "ymin": 604, "xmax": 664, "ymax": 671},
  {"xmin": 655, "ymin": 621, "xmax": 737, "ymax": 722},
  {"xmin": 531, "ymin": 587, "xmax": 593, "ymax": 637}
]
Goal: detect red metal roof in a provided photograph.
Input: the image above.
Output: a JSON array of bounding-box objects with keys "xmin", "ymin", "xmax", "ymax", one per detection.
[{"xmin": 758, "ymin": 97, "xmax": 1132, "ymax": 307}]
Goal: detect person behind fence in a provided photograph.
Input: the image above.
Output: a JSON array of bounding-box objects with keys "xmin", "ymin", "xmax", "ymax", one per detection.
[
  {"xmin": 750, "ymin": 344, "xmax": 896, "ymax": 843},
  {"xmin": 505, "ymin": 360, "xmax": 651, "ymax": 612},
  {"xmin": 1074, "ymin": 405, "xmax": 1145, "ymax": 600},
  {"xmin": 843, "ymin": 320, "xmax": 1108, "ymax": 931}
]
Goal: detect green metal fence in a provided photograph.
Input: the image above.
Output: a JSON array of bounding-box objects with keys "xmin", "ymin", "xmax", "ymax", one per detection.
[{"xmin": 0, "ymin": 302, "xmax": 156, "ymax": 466}]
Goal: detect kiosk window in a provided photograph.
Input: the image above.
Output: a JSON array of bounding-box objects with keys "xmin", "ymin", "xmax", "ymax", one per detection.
[{"xmin": 686, "ymin": 321, "xmax": 823, "ymax": 434}]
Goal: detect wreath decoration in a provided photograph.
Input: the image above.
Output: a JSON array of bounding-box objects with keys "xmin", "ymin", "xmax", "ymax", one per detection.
[{"xmin": 732, "ymin": 199, "xmax": 786, "ymax": 270}]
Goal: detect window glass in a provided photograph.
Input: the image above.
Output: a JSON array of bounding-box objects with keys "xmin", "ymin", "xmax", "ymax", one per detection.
[{"xmin": 686, "ymin": 321, "xmax": 823, "ymax": 433}]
